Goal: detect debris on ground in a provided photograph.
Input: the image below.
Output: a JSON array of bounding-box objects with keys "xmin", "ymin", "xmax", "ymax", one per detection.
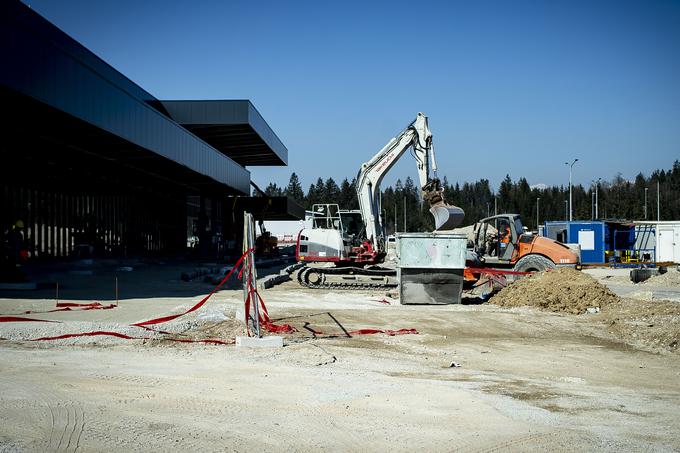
[
  {"xmin": 601, "ymin": 297, "xmax": 680, "ymax": 354},
  {"xmin": 642, "ymin": 269, "xmax": 680, "ymax": 287},
  {"xmin": 489, "ymin": 268, "xmax": 621, "ymax": 314}
]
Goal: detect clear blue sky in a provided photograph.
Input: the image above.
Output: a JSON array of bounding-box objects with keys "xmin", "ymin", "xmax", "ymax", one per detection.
[{"xmin": 24, "ymin": 0, "xmax": 680, "ymax": 192}]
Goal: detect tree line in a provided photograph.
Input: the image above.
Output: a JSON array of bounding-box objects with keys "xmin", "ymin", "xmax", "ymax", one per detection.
[{"xmin": 257, "ymin": 160, "xmax": 680, "ymax": 234}]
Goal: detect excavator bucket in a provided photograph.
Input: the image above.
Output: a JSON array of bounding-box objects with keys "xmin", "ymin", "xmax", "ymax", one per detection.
[{"xmin": 430, "ymin": 204, "xmax": 465, "ymax": 231}]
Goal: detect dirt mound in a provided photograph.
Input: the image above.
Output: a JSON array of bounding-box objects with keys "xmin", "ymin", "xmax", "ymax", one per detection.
[
  {"xmin": 490, "ymin": 268, "xmax": 621, "ymax": 314},
  {"xmin": 642, "ymin": 269, "xmax": 680, "ymax": 287},
  {"xmin": 602, "ymin": 297, "xmax": 680, "ymax": 353}
]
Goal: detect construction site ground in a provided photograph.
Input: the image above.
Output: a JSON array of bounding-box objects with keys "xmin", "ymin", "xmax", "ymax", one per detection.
[{"xmin": 1, "ymin": 261, "xmax": 680, "ymax": 451}]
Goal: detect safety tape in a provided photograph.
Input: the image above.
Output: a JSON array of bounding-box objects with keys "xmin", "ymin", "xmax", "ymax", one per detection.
[
  {"xmin": 466, "ymin": 267, "xmax": 534, "ymax": 276},
  {"xmin": 1, "ymin": 247, "xmax": 417, "ymax": 343},
  {"xmin": 0, "ymin": 301, "xmax": 117, "ymax": 319}
]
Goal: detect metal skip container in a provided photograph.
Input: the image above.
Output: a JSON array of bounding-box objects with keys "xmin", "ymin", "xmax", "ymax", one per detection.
[{"xmin": 397, "ymin": 232, "xmax": 467, "ymax": 304}]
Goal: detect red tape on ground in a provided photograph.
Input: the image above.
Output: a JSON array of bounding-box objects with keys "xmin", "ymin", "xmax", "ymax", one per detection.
[
  {"xmin": 29, "ymin": 330, "xmax": 234, "ymax": 345},
  {"xmin": 0, "ymin": 316, "xmax": 60, "ymax": 323},
  {"xmin": 0, "ymin": 301, "xmax": 116, "ymax": 318},
  {"xmin": 349, "ymin": 328, "xmax": 418, "ymax": 336}
]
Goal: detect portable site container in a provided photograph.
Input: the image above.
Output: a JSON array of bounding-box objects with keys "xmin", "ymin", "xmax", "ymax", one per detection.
[
  {"xmin": 567, "ymin": 221, "xmax": 606, "ymax": 264},
  {"xmin": 396, "ymin": 232, "xmax": 467, "ymax": 304},
  {"xmin": 636, "ymin": 221, "xmax": 680, "ymax": 264}
]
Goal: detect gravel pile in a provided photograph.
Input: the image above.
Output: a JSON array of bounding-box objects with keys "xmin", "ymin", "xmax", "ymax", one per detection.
[
  {"xmin": 642, "ymin": 268, "xmax": 680, "ymax": 287},
  {"xmin": 490, "ymin": 268, "xmax": 621, "ymax": 314}
]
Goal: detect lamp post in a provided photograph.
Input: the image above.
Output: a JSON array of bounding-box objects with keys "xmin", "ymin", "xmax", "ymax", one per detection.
[
  {"xmin": 564, "ymin": 200, "xmax": 568, "ymax": 220},
  {"xmin": 657, "ymin": 181, "xmax": 660, "ymax": 221},
  {"xmin": 591, "ymin": 192, "xmax": 595, "ymax": 219},
  {"xmin": 536, "ymin": 197, "xmax": 540, "ymax": 232},
  {"xmin": 591, "ymin": 178, "xmax": 601, "ymax": 219},
  {"xmin": 494, "ymin": 197, "xmax": 498, "ymax": 216},
  {"xmin": 644, "ymin": 187, "xmax": 648, "ymax": 220},
  {"xmin": 565, "ymin": 159, "xmax": 578, "ymax": 221}
]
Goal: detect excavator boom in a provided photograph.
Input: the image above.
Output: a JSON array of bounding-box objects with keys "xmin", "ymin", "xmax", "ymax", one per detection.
[{"xmin": 355, "ymin": 113, "xmax": 463, "ymax": 252}]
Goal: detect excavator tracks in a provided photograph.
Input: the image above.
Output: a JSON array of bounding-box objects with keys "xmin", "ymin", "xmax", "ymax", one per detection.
[{"xmin": 296, "ymin": 265, "xmax": 397, "ymax": 290}]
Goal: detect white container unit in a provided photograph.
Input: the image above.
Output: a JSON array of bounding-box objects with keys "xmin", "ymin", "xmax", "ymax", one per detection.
[{"xmin": 636, "ymin": 221, "xmax": 680, "ymax": 264}]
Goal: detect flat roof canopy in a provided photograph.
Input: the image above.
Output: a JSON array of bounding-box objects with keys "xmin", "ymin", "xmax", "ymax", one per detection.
[
  {"xmin": 1, "ymin": 1, "xmax": 255, "ymax": 195},
  {"xmin": 161, "ymin": 100, "xmax": 288, "ymax": 167}
]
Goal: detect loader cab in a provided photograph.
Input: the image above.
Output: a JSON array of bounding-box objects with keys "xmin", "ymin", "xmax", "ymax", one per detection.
[{"xmin": 473, "ymin": 214, "xmax": 524, "ymax": 265}]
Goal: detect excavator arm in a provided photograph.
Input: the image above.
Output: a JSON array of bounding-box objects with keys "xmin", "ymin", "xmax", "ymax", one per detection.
[{"xmin": 355, "ymin": 113, "xmax": 464, "ymax": 252}]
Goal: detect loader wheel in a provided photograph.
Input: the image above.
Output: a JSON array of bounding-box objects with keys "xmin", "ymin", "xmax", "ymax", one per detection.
[{"xmin": 513, "ymin": 254, "xmax": 555, "ymax": 275}]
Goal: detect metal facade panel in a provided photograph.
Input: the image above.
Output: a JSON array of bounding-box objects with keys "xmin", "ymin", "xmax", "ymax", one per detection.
[{"xmin": 0, "ymin": 1, "xmax": 250, "ymax": 194}]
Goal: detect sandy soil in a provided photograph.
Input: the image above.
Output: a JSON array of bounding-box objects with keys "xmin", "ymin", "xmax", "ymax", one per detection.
[{"xmin": 1, "ymin": 266, "xmax": 680, "ymax": 452}]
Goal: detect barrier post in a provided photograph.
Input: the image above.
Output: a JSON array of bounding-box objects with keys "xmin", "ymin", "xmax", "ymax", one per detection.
[{"xmin": 242, "ymin": 212, "xmax": 260, "ymax": 337}]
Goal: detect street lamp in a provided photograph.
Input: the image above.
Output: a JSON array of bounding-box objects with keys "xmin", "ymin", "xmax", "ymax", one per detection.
[
  {"xmin": 565, "ymin": 159, "xmax": 578, "ymax": 221},
  {"xmin": 644, "ymin": 187, "xmax": 648, "ymax": 220},
  {"xmin": 591, "ymin": 192, "xmax": 595, "ymax": 220},
  {"xmin": 591, "ymin": 178, "xmax": 601, "ymax": 219}
]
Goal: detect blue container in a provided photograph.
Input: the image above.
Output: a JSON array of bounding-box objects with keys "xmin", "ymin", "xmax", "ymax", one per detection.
[{"xmin": 568, "ymin": 221, "xmax": 606, "ymax": 263}]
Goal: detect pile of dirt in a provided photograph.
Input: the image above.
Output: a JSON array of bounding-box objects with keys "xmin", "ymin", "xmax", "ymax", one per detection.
[
  {"xmin": 602, "ymin": 297, "xmax": 680, "ymax": 354},
  {"xmin": 642, "ymin": 269, "xmax": 680, "ymax": 287},
  {"xmin": 490, "ymin": 268, "xmax": 621, "ymax": 314}
]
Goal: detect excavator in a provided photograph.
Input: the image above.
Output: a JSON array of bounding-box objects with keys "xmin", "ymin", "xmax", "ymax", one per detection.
[
  {"xmin": 296, "ymin": 113, "xmax": 464, "ymax": 289},
  {"xmin": 295, "ymin": 113, "xmax": 580, "ymax": 290}
]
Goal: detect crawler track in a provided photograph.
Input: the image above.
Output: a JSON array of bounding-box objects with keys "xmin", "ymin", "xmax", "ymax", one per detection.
[{"xmin": 296, "ymin": 265, "xmax": 397, "ymax": 290}]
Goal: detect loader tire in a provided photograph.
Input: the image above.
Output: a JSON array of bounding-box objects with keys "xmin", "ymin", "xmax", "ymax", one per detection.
[{"xmin": 513, "ymin": 254, "xmax": 556, "ymax": 274}]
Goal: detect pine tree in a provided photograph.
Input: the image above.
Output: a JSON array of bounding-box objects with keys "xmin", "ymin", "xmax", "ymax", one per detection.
[{"xmin": 285, "ymin": 172, "xmax": 305, "ymax": 203}]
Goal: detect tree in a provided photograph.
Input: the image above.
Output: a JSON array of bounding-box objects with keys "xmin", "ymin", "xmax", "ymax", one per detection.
[{"xmin": 284, "ymin": 172, "xmax": 304, "ymax": 203}]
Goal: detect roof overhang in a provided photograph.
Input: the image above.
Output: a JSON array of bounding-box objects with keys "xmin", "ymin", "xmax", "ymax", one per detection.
[
  {"xmin": 160, "ymin": 100, "xmax": 288, "ymax": 167},
  {"xmin": 0, "ymin": 1, "xmax": 251, "ymax": 195}
]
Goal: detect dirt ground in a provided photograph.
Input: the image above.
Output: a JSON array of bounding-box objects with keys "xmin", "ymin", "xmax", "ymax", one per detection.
[{"xmin": 1, "ymin": 263, "xmax": 680, "ymax": 452}]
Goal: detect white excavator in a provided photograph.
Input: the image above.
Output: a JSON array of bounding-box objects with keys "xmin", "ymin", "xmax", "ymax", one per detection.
[{"xmin": 296, "ymin": 112, "xmax": 465, "ymax": 289}]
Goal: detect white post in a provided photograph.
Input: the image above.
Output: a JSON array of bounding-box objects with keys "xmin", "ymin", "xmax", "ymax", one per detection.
[
  {"xmin": 591, "ymin": 192, "xmax": 595, "ymax": 220},
  {"xmin": 595, "ymin": 179, "xmax": 599, "ymax": 219},
  {"xmin": 494, "ymin": 197, "xmax": 497, "ymax": 216},
  {"xmin": 243, "ymin": 212, "xmax": 260, "ymax": 338},
  {"xmin": 657, "ymin": 181, "xmax": 660, "ymax": 221},
  {"xmin": 536, "ymin": 197, "xmax": 540, "ymax": 231},
  {"xmin": 565, "ymin": 159, "xmax": 578, "ymax": 221},
  {"xmin": 644, "ymin": 187, "xmax": 648, "ymax": 220}
]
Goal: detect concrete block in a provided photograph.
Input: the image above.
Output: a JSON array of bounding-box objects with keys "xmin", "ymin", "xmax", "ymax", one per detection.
[{"xmin": 236, "ymin": 336, "xmax": 283, "ymax": 348}]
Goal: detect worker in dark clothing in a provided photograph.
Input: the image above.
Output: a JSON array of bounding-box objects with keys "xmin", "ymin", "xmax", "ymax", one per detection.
[{"xmin": 2, "ymin": 220, "xmax": 28, "ymax": 282}]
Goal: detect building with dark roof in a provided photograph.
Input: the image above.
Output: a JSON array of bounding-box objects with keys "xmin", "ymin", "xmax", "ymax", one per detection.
[{"xmin": 0, "ymin": 0, "xmax": 302, "ymax": 260}]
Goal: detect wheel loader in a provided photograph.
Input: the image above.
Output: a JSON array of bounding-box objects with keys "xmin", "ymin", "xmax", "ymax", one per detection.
[{"xmin": 461, "ymin": 214, "xmax": 580, "ymax": 291}]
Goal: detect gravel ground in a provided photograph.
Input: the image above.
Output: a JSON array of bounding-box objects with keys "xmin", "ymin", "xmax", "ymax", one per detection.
[{"xmin": 0, "ymin": 265, "xmax": 679, "ymax": 451}]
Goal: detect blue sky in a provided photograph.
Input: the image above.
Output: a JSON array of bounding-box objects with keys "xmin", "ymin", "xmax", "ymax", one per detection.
[{"xmin": 24, "ymin": 0, "xmax": 680, "ymax": 192}]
